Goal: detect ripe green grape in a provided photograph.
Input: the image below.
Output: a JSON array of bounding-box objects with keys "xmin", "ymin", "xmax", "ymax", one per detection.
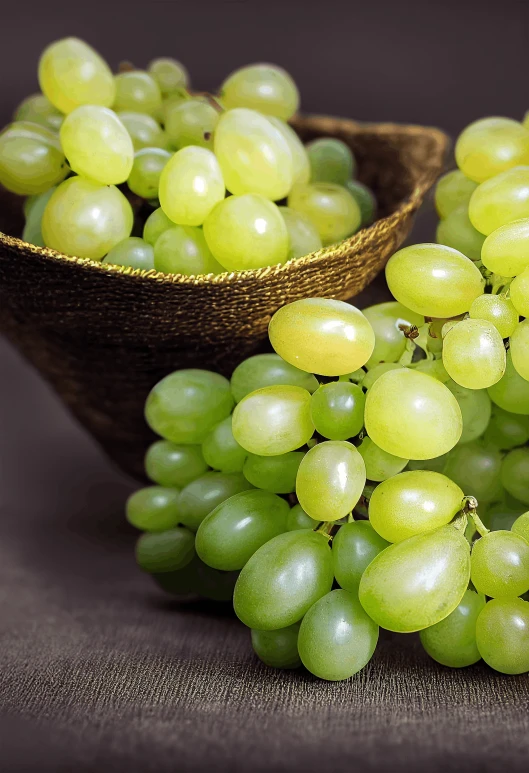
[
  {"xmin": 469, "ymin": 294, "xmax": 519, "ymax": 339},
  {"xmin": 442, "ymin": 319, "xmax": 506, "ymax": 390},
  {"xmin": 143, "ymin": 207, "xmax": 173, "ymax": 246},
  {"xmin": 501, "ymin": 447, "xmax": 529, "ymax": 505},
  {"xmin": 113, "ymin": 71, "xmax": 162, "ymax": 116},
  {"xmin": 419, "ymin": 589, "xmax": 486, "ymax": 668},
  {"xmin": 385, "ymin": 244, "xmax": 484, "ymax": 318},
  {"xmin": 243, "ymin": 452, "xmax": 304, "ymax": 494},
  {"xmin": 361, "ymin": 363, "xmax": 403, "ymax": 390},
  {"xmin": 407, "ymin": 453, "xmax": 449, "ymax": 474},
  {"xmin": 196, "ymin": 489, "xmax": 289, "ymax": 570},
  {"xmin": 278, "ymin": 206, "xmax": 322, "ymax": 259},
  {"xmin": 362, "ymin": 301, "xmax": 424, "ymax": 369},
  {"xmin": 22, "ymin": 186, "xmax": 56, "ymax": 246},
  {"xmin": 158, "ymin": 146, "xmax": 225, "ymax": 227},
  {"xmin": 296, "ymin": 441, "xmax": 366, "ymax": 522},
  {"xmin": 117, "ymin": 111, "xmax": 169, "ymax": 150},
  {"xmin": 455, "ymin": 117, "xmax": 529, "ymax": 182},
  {"xmin": 368, "ymin": 470, "xmax": 463, "ymax": 543},
  {"xmin": 357, "ymin": 437, "xmax": 408, "ymax": 482},
  {"xmin": 251, "ymin": 623, "xmax": 301, "ymax": 669},
  {"xmin": 509, "ymin": 268, "xmax": 529, "ymax": 317},
  {"xmin": 267, "ymin": 118, "xmax": 310, "ymax": 186},
  {"xmin": 364, "ymin": 368, "xmax": 462, "ymax": 460},
  {"xmin": 445, "ymin": 380, "xmax": 491, "ymax": 443},
  {"xmin": 269, "ymin": 298, "xmax": 375, "ymax": 377},
  {"xmin": 127, "ymin": 147, "xmax": 171, "ymax": 199},
  {"xmin": 230, "ymin": 354, "xmax": 318, "ymax": 403},
  {"xmin": 178, "ymin": 471, "xmax": 253, "ymax": 532},
  {"xmin": 233, "ymin": 529, "xmax": 334, "ymax": 629},
  {"xmin": 434, "ymin": 169, "xmax": 478, "ymax": 219},
  {"xmin": 488, "ymin": 351, "xmax": 529, "ymax": 414},
  {"xmin": 476, "ymin": 597, "xmax": 529, "ymax": 674},
  {"xmin": 232, "ymin": 385, "xmax": 314, "ymax": 456},
  {"xmin": 306, "ymin": 137, "xmax": 356, "ymax": 185},
  {"xmin": 444, "ymin": 440, "xmax": 503, "ymax": 504},
  {"xmin": 148, "ymin": 57, "xmax": 189, "ymax": 95},
  {"xmin": 298, "ymin": 589, "xmax": 378, "ymax": 681},
  {"xmin": 0, "ymin": 121, "xmax": 68, "ymax": 195},
  {"xmin": 435, "ymin": 205, "xmax": 485, "ymax": 261},
  {"xmin": 165, "ymin": 98, "xmax": 219, "ymax": 150},
  {"xmin": 310, "ymin": 381, "xmax": 365, "ymax": 440},
  {"xmin": 469, "ymin": 166, "xmax": 529, "ymax": 235},
  {"xmin": 42, "ymin": 176, "xmax": 133, "ymax": 260},
  {"xmin": 287, "ymin": 503, "xmax": 316, "ymax": 530},
  {"xmin": 126, "ymin": 486, "xmax": 181, "ymax": 531},
  {"xmin": 201, "ymin": 416, "xmax": 247, "ymax": 473},
  {"xmin": 145, "ymin": 440, "xmax": 208, "ymax": 488},
  {"xmin": 481, "ymin": 218, "xmax": 529, "ymax": 276},
  {"xmin": 151, "ymin": 557, "xmax": 200, "ymax": 597},
  {"xmin": 484, "ymin": 405, "xmax": 529, "ymax": 449},
  {"xmin": 38, "ymin": 37, "xmax": 115, "ymax": 114},
  {"xmin": 195, "ymin": 560, "xmax": 239, "ymax": 601},
  {"xmin": 154, "ymin": 225, "xmax": 223, "ymax": 276},
  {"xmin": 14, "ymin": 93, "xmax": 63, "ymax": 131},
  {"xmin": 488, "ymin": 500, "xmax": 526, "ymax": 532},
  {"xmin": 510, "ymin": 320, "xmax": 529, "ymax": 382},
  {"xmin": 512, "ymin": 512, "xmax": 529, "ymax": 542},
  {"xmin": 333, "ymin": 521, "xmax": 390, "ymax": 591},
  {"xmin": 344, "ymin": 180, "xmax": 377, "ymax": 227},
  {"xmin": 103, "ymin": 237, "xmax": 154, "ymax": 270},
  {"xmin": 287, "ymin": 182, "xmax": 361, "ymax": 246},
  {"xmin": 359, "ymin": 525, "xmax": 471, "ymax": 633},
  {"xmin": 136, "ymin": 527, "xmax": 195, "ymax": 573},
  {"xmin": 220, "ymin": 64, "xmax": 299, "ymax": 120},
  {"xmin": 145, "ymin": 369, "xmax": 234, "ymax": 444},
  {"xmin": 471, "ymin": 530, "xmax": 529, "ymax": 598}
]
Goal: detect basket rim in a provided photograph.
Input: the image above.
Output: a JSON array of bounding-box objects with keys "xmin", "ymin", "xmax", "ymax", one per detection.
[{"xmin": 0, "ymin": 114, "xmax": 448, "ymax": 286}]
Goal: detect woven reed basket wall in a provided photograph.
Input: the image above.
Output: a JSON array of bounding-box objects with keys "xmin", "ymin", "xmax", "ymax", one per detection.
[{"xmin": 0, "ymin": 114, "xmax": 448, "ymax": 479}]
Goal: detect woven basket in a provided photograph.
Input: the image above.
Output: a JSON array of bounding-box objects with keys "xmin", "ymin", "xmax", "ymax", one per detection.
[{"xmin": 0, "ymin": 114, "xmax": 447, "ymax": 479}]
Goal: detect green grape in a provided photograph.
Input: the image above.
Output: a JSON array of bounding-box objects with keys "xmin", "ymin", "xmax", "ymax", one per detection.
[
  {"xmin": 512, "ymin": 512, "xmax": 529, "ymax": 542},
  {"xmin": 419, "ymin": 589, "xmax": 486, "ymax": 668},
  {"xmin": 136, "ymin": 527, "xmax": 195, "ymax": 573},
  {"xmin": 233, "ymin": 529, "xmax": 334, "ymax": 629},
  {"xmin": 488, "ymin": 351, "xmax": 529, "ymax": 414},
  {"xmin": 278, "ymin": 206, "xmax": 322, "ymax": 259},
  {"xmin": 469, "ymin": 294, "xmax": 519, "ymax": 338},
  {"xmin": 359, "ymin": 524, "xmax": 471, "ymax": 633},
  {"xmin": 487, "ymin": 499, "xmax": 525, "ymax": 531},
  {"xmin": 148, "ymin": 58, "xmax": 189, "ymax": 96},
  {"xmin": 117, "ymin": 111, "xmax": 169, "ymax": 150},
  {"xmin": 310, "ymin": 381, "xmax": 365, "ymax": 440},
  {"xmin": 154, "ymin": 225, "xmax": 223, "ymax": 276},
  {"xmin": 363, "ymin": 301, "xmax": 424, "ymax": 369},
  {"xmin": 385, "ymin": 244, "xmax": 484, "ymax": 318},
  {"xmin": 203, "ymin": 194, "xmax": 289, "ymax": 271},
  {"xmin": 436, "ymin": 205, "xmax": 485, "ymax": 261},
  {"xmin": 202, "ymin": 416, "xmax": 247, "ymax": 473},
  {"xmin": 232, "ymin": 385, "xmax": 313, "ymax": 456},
  {"xmin": 444, "ymin": 440, "xmax": 503, "ymax": 504},
  {"xmin": 38, "ymin": 37, "xmax": 115, "ymax": 114},
  {"xmin": 145, "ymin": 369, "xmax": 234, "ymax": 444},
  {"xmin": 445, "ymin": 380, "xmax": 491, "ymax": 443},
  {"xmin": 195, "ymin": 560, "xmax": 239, "ymax": 601},
  {"xmin": 251, "ymin": 623, "xmax": 301, "ymax": 669},
  {"xmin": 220, "ymin": 64, "xmax": 299, "ymax": 120},
  {"xmin": 287, "ymin": 182, "xmax": 361, "ymax": 246},
  {"xmin": 471, "ymin": 530, "xmax": 529, "ymax": 598},
  {"xmin": 509, "ymin": 268, "xmax": 529, "ymax": 317},
  {"xmin": 113, "ymin": 71, "xmax": 162, "ymax": 116},
  {"xmin": 178, "ymin": 471, "xmax": 253, "ymax": 532},
  {"xmin": 510, "ymin": 320, "xmax": 529, "ymax": 382},
  {"xmin": 103, "ymin": 237, "xmax": 154, "ymax": 270},
  {"xmin": 143, "ymin": 207, "xmax": 173, "ymax": 246},
  {"xmin": 484, "ymin": 405, "xmax": 529, "ymax": 449},
  {"xmin": 156, "ymin": 89, "xmax": 189, "ymax": 125},
  {"xmin": 442, "ymin": 319, "xmax": 506, "ymax": 390},
  {"xmin": 0, "ymin": 121, "xmax": 68, "ymax": 195},
  {"xmin": 357, "ymin": 437, "xmax": 408, "ymax": 482},
  {"xmin": 361, "ymin": 363, "xmax": 403, "ymax": 390},
  {"xmin": 196, "ymin": 489, "xmax": 289, "ymax": 570},
  {"xmin": 344, "ymin": 180, "xmax": 377, "ymax": 227},
  {"xmin": 476, "ymin": 597, "xmax": 529, "ymax": 674},
  {"xmin": 230, "ymin": 354, "xmax": 318, "ymax": 403},
  {"xmin": 152, "ymin": 557, "xmax": 200, "ymax": 597},
  {"xmin": 501, "ymin": 447, "xmax": 529, "ymax": 505},
  {"xmin": 414, "ymin": 358, "xmax": 450, "ymax": 383},
  {"xmin": 368, "ymin": 470, "xmax": 463, "ymax": 543},
  {"xmin": 243, "ymin": 452, "xmax": 304, "ymax": 494},
  {"xmin": 269, "ymin": 298, "xmax": 375, "ymax": 377},
  {"xmin": 481, "ymin": 218, "xmax": 529, "ymax": 277},
  {"xmin": 267, "ymin": 118, "xmax": 310, "ymax": 186},
  {"xmin": 455, "ymin": 117, "xmax": 529, "ymax": 182},
  {"xmin": 145, "ymin": 440, "xmax": 208, "ymax": 488},
  {"xmin": 158, "ymin": 146, "xmax": 225, "ymax": 226},
  {"xmin": 298, "ymin": 589, "xmax": 378, "ymax": 681},
  {"xmin": 165, "ymin": 99, "xmax": 219, "ymax": 150},
  {"xmin": 287, "ymin": 503, "xmax": 316, "ymax": 530},
  {"xmin": 364, "ymin": 368, "xmax": 462, "ymax": 460},
  {"xmin": 42, "ymin": 176, "xmax": 133, "ymax": 260},
  {"xmin": 469, "ymin": 166, "xmax": 529, "ymax": 235},
  {"xmin": 296, "ymin": 441, "xmax": 366, "ymax": 522},
  {"xmin": 306, "ymin": 138, "xmax": 356, "ymax": 185},
  {"xmin": 126, "ymin": 486, "xmax": 180, "ymax": 531},
  {"xmin": 434, "ymin": 169, "xmax": 478, "ymax": 219},
  {"xmin": 407, "ymin": 453, "xmax": 449, "ymax": 474},
  {"xmin": 127, "ymin": 147, "xmax": 171, "ymax": 199},
  {"xmin": 14, "ymin": 93, "xmax": 64, "ymax": 131},
  {"xmin": 333, "ymin": 520, "xmax": 390, "ymax": 591},
  {"xmin": 22, "ymin": 186, "xmax": 57, "ymax": 246}
]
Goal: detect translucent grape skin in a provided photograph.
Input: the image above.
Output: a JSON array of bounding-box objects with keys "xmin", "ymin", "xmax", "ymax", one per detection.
[
  {"xmin": 444, "ymin": 441, "xmax": 503, "ymax": 504},
  {"xmin": 471, "ymin": 530, "xmax": 529, "ymax": 598},
  {"xmin": 484, "ymin": 405, "xmax": 529, "ymax": 449},
  {"xmin": 298, "ymin": 589, "xmax": 379, "ymax": 681},
  {"xmin": 357, "ymin": 437, "xmax": 408, "ymax": 482},
  {"xmin": 201, "ymin": 416, "xmax": 247, "ymax": 473},
  {"xmin": 148, "ymin": 57, "xmax": 189, "ymax": 96},
  {"xmin": 220, "ymin": 64, "xmax": 300, "ymax": 121},
  {"xmin": 143, "ymin": 207, "xmax": 173, "ymax": 246},
  {"xmin": 455, "ymin": 117, "xmax": 529, "ymax": 182},
  {"xmin": 333, "ymin": 521, "xmax": 390, "ymax": 591},
  {"xmin": 269, "ymin": 298, "xmax": 375, "ymax": 377},
  {"xmin": 469, "ymin": 294, "xmax": 519, "ymax": 339},
  {"xmin": 510, "ymin": 320, "xmax": 529, "ymax": 382},
  {"xmin": 127, "ymin": 147, "xmax": 171, "ymax": 199},
  {"xmin": 243, "ymin": 452, "xmax": 304, "ymax": 494},
  {"xmin": 501, "ymin": 447, "xmax": 529, "ymax": 505},
  {"xmin": 445, "ymin": 380, "xmax": 491, "ymax": 444},
  {"xmin": 267, "ymin": 119, "xmax": 310, "ymax": 186},
  {"xmin": 362, "ymin": 301, "xmax": 424, "ymax": 369},
  {"xmin": 359, "ymin": 524, "xmax": 471, "ymax": 633},
  {"xmin": 230, "ymin": 354, "xmax": 318, "ymax": 403},
  {"xmin": 136, "ymin": 527, "xmax": 196, "ymax": 573},
  {"xmin": 164, "ymin": 99, "xmax": 219, "ymax": 151},
  {"xmin": 232, "ymin": 385, "xmax": 314, "ymax": 456},
  {"xmin": 113, "ymin": 71, "xmax": 162, "ymax": 116},
  {"xmin": 278, "ymin": 206, "xmax": 322, "ymax": 259},
  {"xmin": 22, "ymin": 186, "xmax": 56, "ymax": 247},
  {"xmin": 195, "ymin": 489, "xmax": 289, "ymax": 570},
  {"xmin": 103, "ymin": 237, "xmax": 154, "ymax": 270},
  {"xmin": 476, "ymin": 597, "xmax": 529, "ymax": 674},
  {"xmin": 154, "ymin": 225, "xmax": 223, "ymax": 276},
  {"xmin": 306, "ymin": 137, "xmax": 356, "ymax": 185},
  {"xmin": 434, "ymin": 169, "xmax": 478, "ymax": 219},
  {"xmin": 435, "ymin": 205, "xmax": 485, "ymax": 261},
  {"xmin": 419, "ymin": 589, "xmax": 486, "ymax": 668},
  {"xmin": 287, "ymin": 182, "xmax": 361, "ymax": 246},
  {"xmin": 233, "ymin": 529, "xmax": 334, "ymax": 630},
  {"xmin": 0, "ymin": 121, "xmax": 68, "ymax": 195},
  {"xmin": 287, "ymin": 503, "xmax": 316, "ymax": 531},
  {"xmin": 361, "ymin": 362, "xmax": 403, "ymax": 390},
  {"xmin": 159, "ymin": 146, "xmax": 225, "ymax": 227},
  {"xmin": 126, "ymin": 486, "xmax": 180, "ymax": 531},
  {"xmin": 511, "ymin": 512, "xmax": 529, "ymax": 542},
  {"xmin": 488, "ymin": 351, "xmax": 529, "ymax": 415},
  {"xmin": 344, "ymin": 180, "xmax": 377, "ymax": 227},
  {"xmin": 310, "ymin": 381, "xmax": 365, "ymax": 440},
  {"xmin": 469, "ymin": 166, "xmax": 529, "ymax": 235},
  {"xmin": 145, "ymin": 440, "xmax": 208, "ymax": 488},
  {"xmin": 14, "ymin": 93, "xmax": 64, "ymax": 131},
  {"xmin": 117, "ymin": 111, "xmax": 169, "ymax": 151},
  {"xmin": 509, "ymin": 268, "xmax": 529, "ymax": 317},
  {"xmin": 144, "ymin": 369, "xmax": 234, "ymax": 444},
  {"xmin": 251, "ymin": 623, "xmax": 301, "ymax": 669},
  {"xmin": 442, "ymin": 318, "xmax": 506, "ymax": 390},
  {"xmin": 481, "ymin": 218, "xmax": 529, "ymax": 277},
  {"xmin": 178, "ymin": 471, "xmax": 253, "ymax": 532}
]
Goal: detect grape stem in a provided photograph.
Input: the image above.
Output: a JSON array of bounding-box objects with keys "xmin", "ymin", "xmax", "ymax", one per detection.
[
  {"xmin": 314, "ymin": 522, "xmax": 334, "ymax": 541},
  {"xmin": 462, "ymin": 496, "xmax": 489, "ymax": 537},
  {"xmin": 452, "ymin": 512, "xmax": 468, "ymax": 532}
]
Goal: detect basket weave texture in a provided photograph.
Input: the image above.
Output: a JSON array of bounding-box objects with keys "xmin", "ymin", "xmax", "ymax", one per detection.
[{"xmin": 0, "ymin": 114, "xmax": 447, "ymax": 479}]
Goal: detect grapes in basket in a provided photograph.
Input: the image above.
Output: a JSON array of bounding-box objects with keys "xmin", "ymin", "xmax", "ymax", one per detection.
[{"xmin": 0, "ymin": 37, "xmax": 378, "ymax": 274}]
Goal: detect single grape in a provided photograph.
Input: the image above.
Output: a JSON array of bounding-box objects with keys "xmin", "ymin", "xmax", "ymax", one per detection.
[
  {"xmin": 278, "ymin": 206, "xmax": 322, "ymax": 259},
  {"xmin": 220, "ymin": 64, "xmax": 299, "ymax": 120},
  {"xmin": 487, "ymin": 499, "xmax": 525, "ymax": 531},
  {"xmin": 361, "ymin": 362, "xmax": 404, "ymax": 391},
  {"xmin": 0, "ymin": 121, "xmax": 68, "ymax": 195},
  {"xmin": 512, "ymin": 512, "xmax": 529, "ymax": 542},
  {"xmin": 145, "ymin": 440, "xmax": 208, "ymax": 489},
  {"xmin": 154, "ymin": 225, "xmax": 223, "ymax": 276},
  {"xmin": 407, "ymin": 453, "xmax": 449, "ymax": 474},
  {"xmin": 22, "ymin": 186, "xmax": 57, "ymax": 247},
  {"xmin": 127, "ymin": 147, "xmax": 171, "ymax": 199},
  {"xmin": 117, "ymin": 111, "xmax": 170, "ymax": 150},
  {"xmin": 306, "ymin": 137, "xmax": 356, "ymax": 185},
  {"xmin": 469, "ymin": 294, "xmax": 519, "ymax": 339},
  {"xmin": 103, "ymin": 237, "xmax": 154, "ymax": 270},
  {"xmin": 501, "ymin": 447, "xmax": 529, "ymax": 505},
  {"xmin": 436, "ymin": 205, "xmax": 485, "ymax": 261},
  {"xmin": 287, "ymin": 182, "xmax": 361, "ymax": 246},
  {"xmin": 484, "ymin": 405, "xmax": 529, "ymax": 449},
  {"xmin": 165, "ymin": 98, "xmax": 219, "ymax": 150},
  {"xmin": 362, "ymin": 301, "xmax": 424, "ymax": 369},
  {"xmin": 251, "ymin": 623, "xmax": 301, "ymax": 669},
  {"xmin": 178, "ymin": 471, "xmax": 253, "ymax": 532},
  {"xmin": 243, "ymin": 452, "xmax": 304, "ymax": 494},
  {"xmin": 344, "ymin": 180, "xmax": 377, "ymax": 227},
  {"xmin": 434, "ymin": 169, "xmax": 478, "ymax": 219},
  {"xmin": 509, "ymin": 267, "xmax": 529, "ymax": 317},
  {"xmin": 195, "ymin": 560, "xmax": 240, "ymax": 602},
  {"xmin": 152, "ymin": 557, "xmax": 200, "ymax": 597},
  {"xmin": 455, "ymin": 117, "xmax": 529, "ymax": 182},
  {"xmin": 143, "ymin": 207, "xmax": 173, "ymax": 246},
  {"xmin": 471, "ymin": 529, "xmax": 529, "ymax": 597},
  {"xmin": 442, "ymin": 318, "xmax": 506, "ymax": 390},
  {"xmin": 267, "ymin": 118, "xmax": 310, "ymax": 186},
  {"xmin": 126, "ymin": 486, "xmax": 181, "ymax": 531},
  {"xmin": 136, "ymin": 527, "xmax": 195, "ymax": 573},
  {"xmin": 419, "ymin": 589, "xmax": 486, "ymax": 668},
  {"xmin": 113, "ymin": 71, "xmax": 162, "ymax": 116},
  {"xmin": 359, "ymin": 524, "xmax": 471, "ymax": 633},
  {"xmin": 233, "ymin": 529, "xmax": 333, "ymax": 629},
  {"xmin": 159, "ymin": 145, "xmax": 225, "ymax": 226},
  {"xmin": 333, "ymin": 520, "xmax": 389, "ymax": 591},
  {"xmin": 156, "ymin": 89, "xmax": 189, "ymax": 126},
  {"xmin": 231, "ymin": 354, "xmax": 318, "ymax": 403},
  {"xmin": 201, "ymin": 415, "xmax": 247, "ymax": 473},
  {"xmin": 445, "ymin": 380, "xmax": 491, "ymax": 443},
  {"xmin": 287, "ymin": 503, "xmax": 316, "ymax": 530},
  {"xmin": 357, "ymin": 437, "xmax": 408, "ymax": 482},
  {"xmin": 476, "ymin": 597, "xmax": 529, "ymax": 674},
  {"xmin": 148, "ymin": 57, "xmax": 189, "ymax": 96},
  {"xmin": 469, "ymin": 166, "xmax": 529, "ymax": 235},
  {"xmin": 444, "ymin": 441, "xmax": 503, "ymax": 504},
  {"xmin": 488, "ymin": 351, "xmax": 529, "ymax": 414},
  {"xmin": 414, "ymin": 358, "xmax": 450, "ymax": 384},
  {"xmin": 481, "ymin": 218, "xmax": 529, "ymax": 277},
  {"xmin": 310, "ymin": 381, "xmax": 365, "ymax": 441},
  {"xmin": 14, "ymin": 93, "xmax": 63, "ymax": 131},
  {"xmin": 510, "ymin": 320, "xmax": 529, "ymax": 382}
]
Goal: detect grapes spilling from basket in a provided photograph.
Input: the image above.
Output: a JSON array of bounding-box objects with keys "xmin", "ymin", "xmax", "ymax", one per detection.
[{"xmin": 1, "ymin": 37, "xmax": 377, "ymax": 273}]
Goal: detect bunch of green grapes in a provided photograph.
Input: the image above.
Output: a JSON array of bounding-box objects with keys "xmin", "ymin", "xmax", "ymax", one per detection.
[{"xmin": 2, "ymin": 37, "xmax": 378, "ymax": 275}]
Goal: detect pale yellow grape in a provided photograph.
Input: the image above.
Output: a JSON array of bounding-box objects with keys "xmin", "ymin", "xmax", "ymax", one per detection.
[
  {"xmin": 42, "ymin": 176, "xmax": 133, "ymax": 260},
  {"xmin": 214, "ymin": 108, "xmax": 293, "ymax": 200},
  {"xmin": 0, "ymin": 121, "xmax": 68, "ymax": 195},
  {"xmin": 455, "ymin": 117, "xmax": 529, "ymax": 182},
  {"xmin": 38, "ymin": 37, "xmax": 115, "ymax": 114},
  {"xmin": 510, "ymin": 321, "xmax": 529, "ymax": 382},
  {"xmin": 296, "ymin": 441, "xmax": 366, "ymax": 522},
  {"xmin": 469, "ymin": 294, "xmax": 519, "ymax": 338},
  {"xmin": 148, "ymin": 58, "xmax": 189, "ymax": 95},
  {"xmin": 357, "ymin": 437, "xmax": 408, "ymax": 482},
  {"xmin": 113, "ymin": 71, "xmax": 162, "ymax": 116},
  {"xmin": 509, "ymin": 268, "xmax": 529, "ymax": 316},
  {"xmin": 435, "ymin": 170, "xmax": 478, "ymax": 219},
  {"xmin": 415, "ymin": 359, "xmax": 451, "ymax": 383},
  {"xmin": 203, "ymin": 194, "xmax": 288, "ymax": 271},
  {"xmin": 269, "ymin": 298, "xmax": 375, "ymax": 377},
  {"xmin": 159, "ymin": 146, "xmax": 225, "ymax": 226},
  {"xmin": 220, "ymin": 64, "xmax": 299, "ymax": 120},
  {"xmin": 267, "ymin": 117, "xmax": 310, "ymax": 185},
  {"xmin": 287, "ymin": 182, "xmax": 361, "ymax": 246},
  {"xmin": 442, "ymin": 319, "xmax": 506, "ymax": 390},
  {"xmin": 117, "ymin": 112, "xmax": 169, "ymax": 151},
  {"xmin": 143, "ymin": 207, "xmax": 173, "ymax": 246},
  {"xmin": 60, "ymin": 105, "xmax": 134, "ymax": 185},
  {"xmin": 278, "ymin": 207, "xmax": 322, "ymax": 259},
  {"xmin": 469, "ymin": 166, "xmax": 529, "ymax": 235},
  {"xmin": 385, "ymin": 244, "xmax": 484, "ymax": 318},
  {"xmin": 481, "ymin": 219, "xmax": 529, "ymax": 277},
  {"xmin": 361, "ymin": 363, "xmax": 404, "ymax": 391},
  {"xmin": 364, "ymin": 368, "xmax": 462, "ymax": 460},
  {"xmin": 165, "ymin": 99, "xmax": 219, "ymax": 150},
  {"xmin": 14, "ymin": 93, "xmax": 63, "ymax": 131},
  {"xmin": 154, "ymin": 225, "xmax": 223, "ymax": 276}
]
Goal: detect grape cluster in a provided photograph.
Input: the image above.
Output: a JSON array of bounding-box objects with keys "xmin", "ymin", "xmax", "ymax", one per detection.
[{"xmin": 2, "ymin": 37, "xmax": 377, "ymax": 273}]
